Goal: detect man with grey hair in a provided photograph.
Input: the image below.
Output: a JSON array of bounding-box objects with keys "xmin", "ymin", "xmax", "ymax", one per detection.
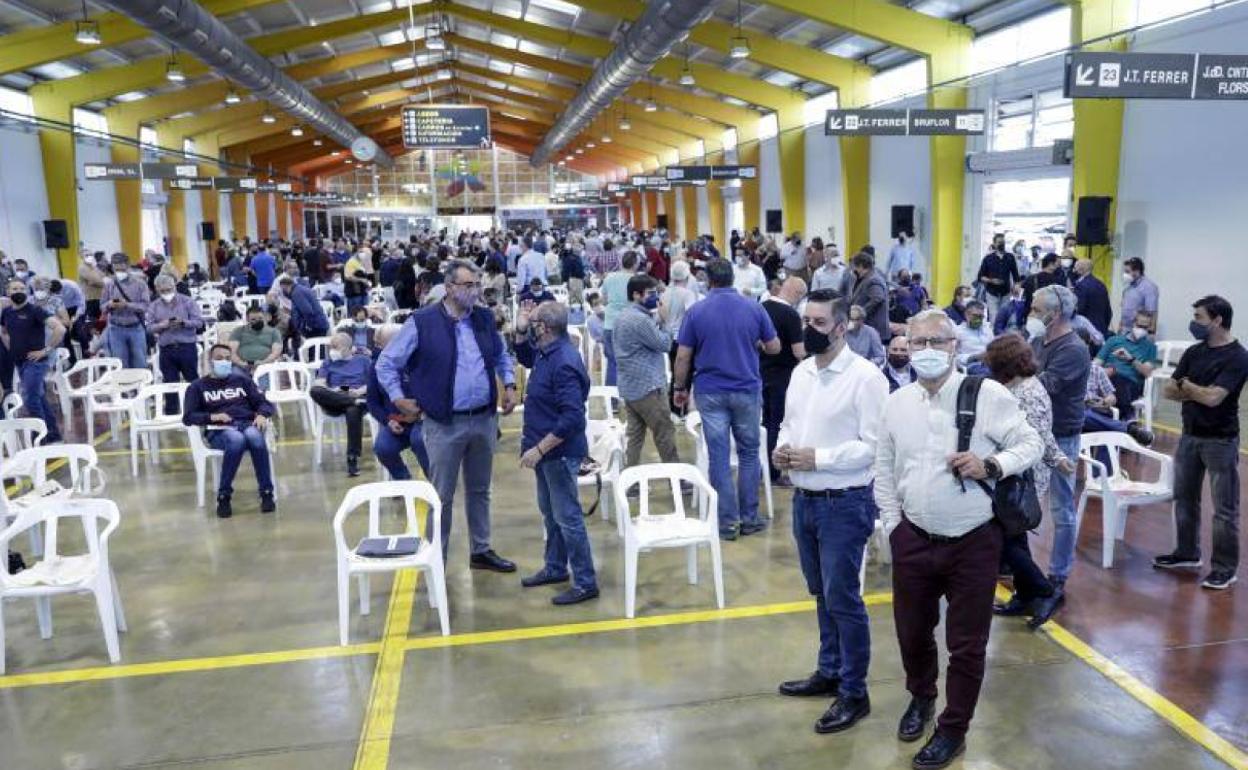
[
  {"xmin": 513, "ymin": 299, "xmax": 598, "ymax": 605},
  {"xmin": 875, "ymin": 308, "xmax": 1041, "ymax": 767},
  {"xmin": 29, "ymin": 275, "xmax": 69, "ymax": 328},
  {"xmin": 310, "ymin": 332, "xmax": 371, "ymax": 477},
  {"xmin": 146, "ymin": 273, "xmax": 205, "ymax": 394},
  {"xmin": 101, "ymin": 252, "xmax": 151, "ymax": 369},
  {"xmin": 1026, "ymin": 284, "xmax": 1089, "ymax": 610},
  {"xmin": 377, "ymin": 258, "xmax": 519, "ymax": 570}
]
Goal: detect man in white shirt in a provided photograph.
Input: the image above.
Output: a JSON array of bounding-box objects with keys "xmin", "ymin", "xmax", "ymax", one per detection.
[
  {"xmin": 811, "ymin": 245, "xmax": 845, "ymax": 292},
  {"xmin": 516, "ymin": 238, "xmax": 547, "ymax": 288},
  {"xmin": 887, "ymin": 232, "xmax": 917, "ymax": 281},
  {"xmin": 780, "ymin": 232, "xmax": 805, "ymax": 273},
  {"xmin": 774, "ymin": 289, "xmax": 888, "ymax": 735},
  {"xmin": 954, "ymin": 299, "xmax": 993, "ymax": 373},
  {"xmin": 732, "ymin": 248, "xmax": 767, "ymax": 300},
  {"xmin": 874, "ymin": 309, "xmax": 1042, "ymax": 768}
]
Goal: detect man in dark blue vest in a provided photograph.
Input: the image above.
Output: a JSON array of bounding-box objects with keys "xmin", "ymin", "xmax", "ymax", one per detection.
[{"xmin": 376, "ymin": 259, "xmax": 519, "ymax": 569}]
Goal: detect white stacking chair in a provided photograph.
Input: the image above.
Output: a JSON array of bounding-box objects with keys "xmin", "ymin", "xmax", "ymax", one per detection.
[
  {"xmin": 313, "ymin": 397, "xmax": 377, "ymax": 466},
  {"xmin": 387, "ymin": 308, "xmax": 413, "ymax": 325},
  {"xmin": 2, "ymin": 443, "xmax": 107, "ymax": 560},
  {"xmin": 580, "ymin": 419, "xmax": 625, "ymax": 532},
  {"xmin": 0, "ymin": 418, "xmax": 48, "ymax": 467},
  {"xmin": 0, "ymin": 498, "xmax": 126, "ymax": 674},
  {"xmin": 186, "ymin": 424, "xmax": 280, "ymax": 507},
  {"xmin": 567, "ymin": 328, "xmax": 584, "ymax": 364},
  {"xmin": 298, "ymin": 336, "xmax": 333, "ymax": 378},
  {"xmin": 549, "ymin": 284, "xmax": 569, "ymax": 304},
  {"xmin": 683, "ymin": 411, "xmax": 775, "ymax": 520},
  {"xmin": 84, "ymin": 368, "xmax": 154, "ymax": 444},
  {"xmin": 128, "ymin": 383, "xmax": 189, "ymax": 476},
  {"xmin": 1135, "ymin": 341, "xmax": 1196, "ymax": 431},
  {"xmin": 1, "ymin": 392, "xmax": 22, "ymax": 419},
  {"xmin": 587, "ymin": 385, "xmax": 621, "ymax": 422},
  {"xmin": 319, "ymin": 300, "xmax": 336, "ymax": 323},
  {"xmin": 332, "ymin": 480, "xmax": 448, "ymax": 644},
  {"xmin": 237, "ymin": 294, "xmax": 268, "ymax": 311},
  {"xmin": 43, "ymin": 348, "xmax": 73, "ymax": 417},
  {"xmin": 1076, "ymin": 431, "xmax": 1176, "ymax": 569},
  {"xmin": 56, "ymin": 357, "xmax": 122, "ymax": 421},
  {"xmin": 613, "ymin": 464, "xmax": 723, "ymax": 619},
  {"xmin": 253, "ymin": 361, "xmax": 314, "ymax": 437}
]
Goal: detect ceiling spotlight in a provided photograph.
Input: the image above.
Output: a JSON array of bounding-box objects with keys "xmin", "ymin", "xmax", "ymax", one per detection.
[
  {"xmin": 576, "ymin": 148, "xmax": 584, "ymax": 154},
  {"xmin": 224, "ymin": 89, "xmax": 241, "ymax": 105},
  {"xmin": 644, "ymin": 99, "xmax": 657, "ymax": 112},
  {"xmin": 679, "ymin": 69, "xmax": 695, "ymax": 86},
  {"xmin": 565, "ymin": 155, "xmax": 574, "ymax": 161},
  {"xmin": 331, "ymin": 150, "xmax": 341, "ymax": 156},
  {"xmin": 165, "ymin": 58, "xmax": 185, "ymax": 83},
  {"xmin": 345, "ymin": 159, "xmax": 354, "ymax": 164},
  {"xmin": 312, "ymin": 138, "xmax": 323, "ymax": 146},
  {"xmin": 558, "ymin": 160, "xmax": 566, "ymax": 166},
  {"xmin": 261, "ymin": 111, "xmax": 276, "ymax": 124},
  {"xmin": 586, "ymin": 141, "xmax": 595, "ymax": 148},
  {"xmin": 74, "ymin": 21, "xmax": 101, "ymax": 46},
  {"xmin": 619, "ymin": 118, "xmax": 631, "ymax": 131},
  {"xmin": 729, "ymin": 37, "xmax": 750, "ymax": 59},
  {"xmin": 601, "ymin": 134, "xmax": 611, "ymax": 143},
  {"xmin": 290, "ymin": 125, "xmax": 304, "ymax": 137}
]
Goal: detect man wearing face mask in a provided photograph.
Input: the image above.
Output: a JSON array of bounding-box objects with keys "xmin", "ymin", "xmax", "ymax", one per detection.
[
  {"xmin": 279, "ymin": 275, "xmax": 330, "ymax": 342},
  {"xmin": 1027, "ymin": 286, "xmax": 1090, "ymax": 596},
  {"xmin": 310, "ymin": 333, "xmax": 372, "ymax": 477},
  {"xmin": 101, "ymin": 253, "xmax": 151, "ymax": 369},
  {"xmin": 1020, "ymin": 252, "xmax": 1063, "ymax": 321},
  {"xmin": 847, "ymin": 252, "xmax": 891, "ymax": 343},
  {"xmin": 1071, "ymin": 258, "xmax": 1111, "ymax": 336},
  {"xmin": 844, "ymin": 305, "xmax": 885, "ymax": 367},
  {"xmin": 811, "ymin": 244, "xmax": 844, "ymax": 293},
  {"xmin": 773, "ymin": 290, "xmax": 887, "ymax": 734},
  {"xmin": 229, "ymin": 306, "xmax": 283, "ymax": 373},
  {"xmin": 1119, "ymin": 257, "xmax": 1159, "ymax": 334},
  {"xmin": 1, "ymin": 279, "xmax": 66, "ymax": 444},
  {"xmin": 733, "ymin": 249, "xmax": 767, "ymax": 300},
  {"xmin": 993, "ymin": 283, "xmax": 1027, "ymax": 335},
  {"xmin": 875, "ymin": 310, "xmax": 1042, "ymax": 768},
  {"xmin": 955, "ymin": 300, "xmax": 993, "ymax": 374},
  {"xmin": 145, "ymin": 274, "xmax": 204, "ymax": 397},
  {"xmin": 183, "ymin": 344, "xmax": 276, "ymax": 518},
  {"xmin": 1095, "ymin": 309, "xmax": 1157, "ymax": 421},
  {"xmin": 377, "ymin": 260, "xmax": 519, "ymax": 570},
  {"xmin": 761, "ymin": 278, "xmax": 808, "ymax": 485},
  {"xmin": 29, "ymin": 275, "xmax": 70, "ymax": 328},
  {"xmin": 975, "ymin": 234, "xmax": 1019, "ymax": 321},
  {"xmin": 883, "ymin": 335, "xmax": 917, "ymax": 392},
  {"xmin": 613, "ymin": 274, "xmax": 681, "ymax": 469},
  {"xmin": 1155, "ymin": 295, "xmax": 1248, "ymax": 591}
]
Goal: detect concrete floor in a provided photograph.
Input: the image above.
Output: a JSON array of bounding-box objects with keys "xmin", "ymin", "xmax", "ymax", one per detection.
[{"xmin": 0, "ymin": 410, "xmax": 1236, "ymax": 769}]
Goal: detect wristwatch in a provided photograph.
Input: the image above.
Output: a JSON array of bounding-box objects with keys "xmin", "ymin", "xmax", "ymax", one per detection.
[{"xmin": 984, "ymin": 457, "xmax": 1003, "ymax": 480}]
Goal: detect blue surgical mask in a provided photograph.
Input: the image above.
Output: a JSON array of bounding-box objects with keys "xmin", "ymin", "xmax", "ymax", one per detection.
[
  {"xmin": 211, "ymin": 360, "xmax": 233, "ymax": 378},
  {"xmin": 1190, "ymin": 320, "xmax": 1211, "ymax": 341},
  {"xmin": 642, "ymin": 294, "xmax": 659, "ymax": 311}
]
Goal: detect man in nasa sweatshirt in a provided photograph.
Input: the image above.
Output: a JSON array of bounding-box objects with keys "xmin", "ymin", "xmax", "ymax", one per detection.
[{"xmin": 183, "ymin": 343, "xmax": 278, "ymax": 518}]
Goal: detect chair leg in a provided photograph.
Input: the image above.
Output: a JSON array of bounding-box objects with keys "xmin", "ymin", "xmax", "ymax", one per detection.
[
  {"xmin": 358, "ymin": 573, "xmax": 371, "ymax": 616},
  {"xmin": 1102, "ymin": 497, "xmax": 1119, "ymax": 569},
  {"xmin": 430, "ymin": 560, "xmax": 450, "ymax": 637},
  {"xmin": 337, "ymin": 565, "xmax": 351, "ymax": 646},
  {"xmin": 686, "ymin": 544, "xmax": 698, "ymax": 585},
  {"xmin": 1116, "ymin": 505, "xmax": 1129, "ymax": 540},
  {"xmin": 624, "ymin": 544, "xmax": 639, "ymax": 619},
  {"xmin": 195, "ymin": 459, "xmax": 206, "ymax": 508},
  {"xmin": 111, "ymin": 570, "xmax": 127, "ymax": 633},
  {"xmin": 35, "ymin": 596, "xmax": 52, "ymax": 639},
  {"xmin": 28, "ymin": 525, "xmax": 43, "ymax": 559},
  {"xmin": 760, "ymin": 446, "xmax": 774, "ymax": 519},
  {"xmin": 1075, "ymin": 488, "xmax": 1089, "ymax": 538},
  {"xmin": 710, "ymin": 537, "xmax": 725, "ymax": 610},
  {"xmin": 130, "ymin": 428, "xmax": 140, "ymax": 477},
  {"xmin": 94, "ymin": 581, "xmax": 121, "ymax": 664}
]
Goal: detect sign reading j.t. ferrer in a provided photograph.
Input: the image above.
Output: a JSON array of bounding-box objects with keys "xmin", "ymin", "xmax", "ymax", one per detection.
[
  {"xmin": 401, "ymin": 105, "xmax": 492, "ymax": 148},
  {"xmin": 1065, "ymin": 52, "xmax": 1196, "ymax": 99},
  {"xmin": 630, "ymin": 175, "xmax": 671, "ymax": 189},
  {"xmin": 824, "ymin": 109, "xmax": 908, "ymax": 136},
  {"xmin": 1195, "ymin": 54, "xmax": 1248, "ymax": 99}
]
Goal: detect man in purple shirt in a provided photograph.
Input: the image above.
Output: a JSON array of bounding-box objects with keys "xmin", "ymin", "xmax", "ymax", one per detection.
[
  {"xmin": 101, "ymin": 253, "xmax": 151, "ymax": 369},
  {"xmin": 674, "ymin": 259, "xmax": 781, "ymax": 540},
  {"xmin": 146, "ymin": 274, "xmax": 204, "ymax": 402}
]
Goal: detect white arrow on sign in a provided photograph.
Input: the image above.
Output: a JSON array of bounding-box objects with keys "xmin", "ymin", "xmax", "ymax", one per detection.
[
  {"xmin": 1075, "ymin": 64, "xmax": 1095, "ymax": 87},
  {"xmin": 828, "ymin": 116, "xmax": 843, "ymax": 129}
]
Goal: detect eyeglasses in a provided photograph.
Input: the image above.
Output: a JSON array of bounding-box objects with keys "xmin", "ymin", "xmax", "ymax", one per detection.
[
  {"xmin": 909, "ymin": 336, "xmax": 955, "ymax": 349},
  {"xmin": 450, "ymin": 280, "xmax": 481, "ymax": 289}
]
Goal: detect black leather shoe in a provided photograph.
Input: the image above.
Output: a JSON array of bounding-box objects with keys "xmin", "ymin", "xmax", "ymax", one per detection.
[
  {"xmin": 992, "ymin": 594, "xmax": 1031, "ymax": 617},
  {"xmin": 815, "ymin": 694, "xmax": 870, "ymax": 734},
  {"xmin": 521, "ymin": 569, "xmax": 569, "ymax": 588},
  {"xmin": 778, "ymin": 671, "xmax": 839, "ymax": 697},
  {"xmin": 552, "ymin": 586, "xmax": 599, "ymax": 605},
  {"xmin": 259, "ymin": 491, "xmax": 276, "ymax": 514},
  {"xmin": 347, "ymin": 455, "xmax": 360, "ymax": 477},
  {"xmin": 216, "ymin": 494, "xmax": 233, "ymax": 519},
  {"xmin": 740, "ymin": 520, "xmax": 768, "ymax": 536},
  {"xmin": 470, "ymin": 550, "xmax": 517, "ymax": 573},
  {"xmin": 1027, "ymin": 588, "xmax": 1065, "ymax": 630},
  {"xmin": 912, "ymin": 731, "xmax": 965, "ymax": 769},
  {"xmin": 897, "ymin": 697, "xmax": 936, "ymax": 742}
]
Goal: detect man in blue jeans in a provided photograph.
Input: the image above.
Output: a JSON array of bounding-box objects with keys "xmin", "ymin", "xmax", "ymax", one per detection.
[
  {"xmin": 183, "ymin": 344, "xmax": 277, "ymax": 518},
  {"xmin": 674, "ymin": 259, "xmax": 781, "ymax": 540},
  {"xmin": 367, "ymin": 324, "xmax": 430, "ymax": 481},
  {"xmin": 1, "ymin": 280, "xmax": 66, "ymax": 444},
  {"xmin": 513, "ymin": 300, "xmax": 598, "ymax": 605},
  {"xmin": 773, "ymin": 290, "xmax": 888, "ymax": 734}
]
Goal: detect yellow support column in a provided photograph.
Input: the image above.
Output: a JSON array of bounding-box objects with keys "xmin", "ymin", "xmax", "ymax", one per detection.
[
  {"xmin": 776, "ymin": 109, "xmax": 807, "ymax": 238},
  {"xmin": 108, "ymin": 117, "xmax": 144, "ymax": 260},
  {"xmin": 29, "ymin": 95, "xmax": 78, "ymax": 277},
  {"xmin": 840, "ymin": 137, "xmax": 870, "ymax": 253},
  {"xmin": 681, "ymin": 186, "xmax": 698, "ymax": 245},
  {"xmin": 738, "ymin": 141, "xmax": 761, "ymax": 233},
  {"xmin": 926, "ymin": 41, "xmax": 973, "ymax": 313},
  {"xmin": 156, "ymin": 128, "xmax": 188, "ymax": 272},
  {"xmin": 257, "ymin": 194, "xmax": 272, "ymax": 241},
  {"xmin": 196, "ymin": 136, "xmax": 221, "ymax": 275},
  {"xmin": 662, "ymin": 189, "xmax": 677, "ymax": 233},
  {"xmin": 275, "ymin": 195, "xmax": 290, "ymax": 240},
  {"xmin": 1071, "ymin": 0, "xmax": 1134, "ymax": 283},
  {"xmin": 223, "ymin": 150, "xmax": 250, "ymax": 241}
]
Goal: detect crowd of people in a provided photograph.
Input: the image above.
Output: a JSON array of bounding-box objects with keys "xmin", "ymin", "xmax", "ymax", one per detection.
[{"xmin": 2, "ymin": 218, "xmax": 1245, "ymax": 770}]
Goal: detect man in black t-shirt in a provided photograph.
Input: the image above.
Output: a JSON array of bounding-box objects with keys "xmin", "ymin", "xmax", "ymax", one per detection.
[
  {"xmin": 976, "ymin": 233, "xmax": 1019, "ymax": 321},
  {"xmin": 1, "ymin": 280, "xmax": 66, "ymax": 444},
  {"xmin": 1155, "ymin": 295, "xmax": 1248, "ymax": 590},
  {"xmin": 761, "ymin": 278, "xmax": 807, "ymax": 485}
]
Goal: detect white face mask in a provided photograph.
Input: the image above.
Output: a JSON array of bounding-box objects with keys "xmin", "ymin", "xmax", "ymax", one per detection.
[
  {"xmin": 1061, "ymin": 258, "xmax": 1074, "ymax": 269},
  {"xmin": 1131, "ymin": 326, "xmax": 1149, "ymax": 341},
  {"xmin": 1025, "ymin": 316, "xmax": 1047, "ymax": 339},
  {"xmin": 911, "ymin": 348, "xmax": 952, "ymax": 380},
  {"xmin": 328, "ymin": 349, "xmax": 345, "ymax": 362},
  {"xmin": 1122, "ymin": 271, "xmax": 1134, "ymax": 283},
  {"xmin": 160, "ymin": 292, "xmax": 175, "ymax": 302},
  {"xmin": 115, "ymin": 270, "xmax": 129, "ymax": 280}
]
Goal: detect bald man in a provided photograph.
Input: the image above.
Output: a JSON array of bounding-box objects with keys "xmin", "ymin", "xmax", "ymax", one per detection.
[
  {"xmin": 1072, "ymin": 257, "xmax": 1111, "ymax": 336},
  {"xmin": 762, "ymin": 277, "xmax": 808, "ymax": 485}
]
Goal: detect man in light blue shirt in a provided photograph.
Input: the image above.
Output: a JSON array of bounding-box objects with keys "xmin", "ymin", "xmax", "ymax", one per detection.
[
  {"xmin": 516, "ymin": 238, "xmax": 548, "ymax": 289},
  {"xmin": 887, "ymin": 232, "xmax": 916, "ymax": 281},
  {"xmin": 1119, "ymin": 257, "xmax": 1159, "ymax": 332}
]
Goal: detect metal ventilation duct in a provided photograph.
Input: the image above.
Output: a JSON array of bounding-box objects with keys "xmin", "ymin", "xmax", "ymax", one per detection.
[
  {"xmin": 99, "ymin": 0, "xmax": 393, "ymax": 167},
  {"xmin": 529, "ymin": 0, "xmax": 717, "ymax": 167}
]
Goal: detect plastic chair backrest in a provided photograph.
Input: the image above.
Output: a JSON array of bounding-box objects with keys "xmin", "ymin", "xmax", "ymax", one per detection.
[
  {"xmin": 132, "ymin": 382, "xmax": 190, "ymax": 423},
  {"xmin": 0, "ymin": 498, "xmax": 119, "ymax": 586},
  {"xmin": 1156, "ymin": 340, "xmax": 1193, "ymax": 369},
  {"xmin": 0, "ymin": 418, "xmax": 47, "ymax": 465},
  {"xmin": 1079, "ymin": 430, "xmax": 1142, "ymax": 480},
  {"xmin": 616, "ymin": 463, "xmax": 716, "ymax": 528},
  {"xmin": 65, "ymin": 357, "xmax": 122, "ymax": 392},
  {"xmin": 12, "ymin": 444, "xmax": 106, "ymax": 494},
  {"xmin": 254, "ymin": 362, "xmax": 310, "ymax": 394},
  {"xmin": 1, "ymin": 392, "xmax": 22, "ymax": 419},
  {"xmin": 94, "ymin": 369, "xmax": 155, "ymax": 403},
  {"xmin": 331, "ymin": 480, "xmax": 442, "ymax": 555},
  {"xmin": 299, "ymin": 336, "xmax": 333, "ymax": 366},
  {"xmin": 587, "ymin": 386, "xmax": 619, "ymax": 420}
]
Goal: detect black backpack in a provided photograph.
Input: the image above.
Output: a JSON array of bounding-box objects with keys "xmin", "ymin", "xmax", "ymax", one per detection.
[{"xmin": 955, "ymin": 376, "xmax": 1043, "ymax": 537}]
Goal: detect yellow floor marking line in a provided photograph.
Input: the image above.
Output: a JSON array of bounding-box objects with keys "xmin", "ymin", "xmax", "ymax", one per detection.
[
  {"xmin": 352, "ymin": 568, "xmax": 419, "ymax": 770},
  {"xmin": 0, "ymin": 642, "xmax": 380, "ymax": 690}
]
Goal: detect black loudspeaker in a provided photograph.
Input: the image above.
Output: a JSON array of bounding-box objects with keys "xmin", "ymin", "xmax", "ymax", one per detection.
[
  {"xmin": 42, "ymin": 220, "xmax": 69, "ymax": 249},
  {"xmin": 1075, "ymin": 196, "xmax": 1112, "ymax": 246},
  {"xmin": 200, "ymin": 221, "xmax": 217, "ymax": 241},
  {"xmin": 765, "ymin": 209, "xmax": 783, "ymax": 234},
  {"xmin": 656, "ymin": 213, "xmax": 669, "ymax": 230},
  {"xmin": 890, "ymin": 205, "xmax": 916, "ymax": 239}
]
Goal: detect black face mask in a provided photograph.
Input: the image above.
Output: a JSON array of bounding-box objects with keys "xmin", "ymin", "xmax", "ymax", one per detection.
[
  {"xmin": 887, "ymin": 354, "xmax": 910, "ymax": 369},
  {"xmin": 9, "ymin": 292, "xmax": 26, "ymax": 306},
  {"xmin": 803, "ymin": 325, "xmax": 833, "ymax": 355},
  {"xmin": 250, "ymin": 320, "xmax": 265, "ymax": 331}
]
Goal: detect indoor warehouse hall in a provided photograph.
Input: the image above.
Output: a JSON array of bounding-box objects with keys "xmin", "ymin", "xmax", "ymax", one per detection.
[{"xmin": 1, "ymin": 1, "xmax": 1248, "ymax": 770}]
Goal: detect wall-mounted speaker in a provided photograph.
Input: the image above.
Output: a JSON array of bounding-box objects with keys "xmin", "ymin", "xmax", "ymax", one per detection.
[
  {"xmin": 42, "ymin": 219, "xmax": 69, "ymax": 250},
  {"xmin": 765, "ymin": 209, "xmax": 782, "ymax": 234},
  {"xmin": 1075, "ymin": 196, "xmax": 1112, "ymax": 246}
]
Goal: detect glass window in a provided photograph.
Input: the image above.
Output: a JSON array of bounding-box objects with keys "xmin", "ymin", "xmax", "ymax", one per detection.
[
  {"xmin": 990, "ymin": 88, "xmax": 1073, "ymax": 151},
  {"xmin": 139, "ymin": 126, "xmax": 158, "ymax": 148},
  {"xmin": 870, "ymin": 59, "xmax": 926, "ymax": 105},
  {"xmin": 803, "ymin": 89, "xmax": 839, "ymax": 127},
  {"xmin": 970, "ymin": 8, "xmax": 1071, "ymax": 76},
  {"xmin": 1135, "ymin": 0, "xmax": 1212, "ymax": 25},
  {"xmin": 756, "ymin": 113, "xmax": 778, "ymax": 141},
  {"xmin": 73, "ymin": 108, "xmax": 110, "ymax": 140},
  {"xmin": 0, "ymin": 86, "xmax": 35, "ymax": 122},
  {"xmin": 183, "ymin": 138, "xmax": 196, "ymax": 157}
]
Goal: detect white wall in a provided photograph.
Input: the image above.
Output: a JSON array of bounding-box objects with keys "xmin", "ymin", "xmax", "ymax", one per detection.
[
  {"xmin": 673, "ymin": 186, "xmax": 686, "ymax": 239},
  {"xmin": 0, "ymin": 126, "xmax": 53, "ymax": 276},
  {"xmin": 182, "ymin": 189, "xmax": 205, "ymax": 267},
  {"xmin": 216, "ymin": 193, "xmax": 233, "ymax": 242},
  {"xmin": 696, "ymin": 186, "xmax": 710, "ymax": 236},
  {"xmin": 803, "ymin": 124, "xmax": 845, "ymax": 250},
  {"xmin": 869, "ymin": 98, "xmax": 930, "ymax": 273},
  {"xmin": 75, "ymin": 139, "xmax": 122, "ymax": 261},
  {"xmin": 758, "ymin": 135, "xmax": 782, "ymax": 229},
  {"xmin": 245, "ymin": 196, "xmax": 257, "ymax": 240},
  {"xmin": 1116, "ymin": 4, "xmax": 1248, "ymax": 339}
]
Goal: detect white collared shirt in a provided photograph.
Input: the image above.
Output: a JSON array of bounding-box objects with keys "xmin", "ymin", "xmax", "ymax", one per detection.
[
  {"xmin": 874, "ymin": 371, "xmax": 1043, "ymax": 537},
  {"xmin": 956, "ymin": 321, "xmax": 994, "ymax": 365},
  {"xmin": 777, "ymin": 346, "xmax": 889, "ymax": 492}
]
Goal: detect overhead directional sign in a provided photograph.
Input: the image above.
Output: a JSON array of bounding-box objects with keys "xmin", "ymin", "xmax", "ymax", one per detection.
[
  {"xmin": 665, "ymin": 165, "xmax": 757, "ymax": 182},
  {"xmin": 213, "ymin": 177, "xmax": 258, "ymax": 192},
  {"xmin": 401, "ymin": 105, "xmax": 492, "ymax": 148},
  {"xmin": 83, "ymin": 163, "xmax": 140, "ymax": 180},
  {"xmin": 1065, "ymin": 52, "xmax": 1196, "ymax": 98},
  {"xmin": 141, "ymin": 163, "xmax": 201, "ymax": 179},
  {"xmin": 1195, "ymin": 54, "xmax": 1248, "ymax": 99},
  {"xmin": 630, "ymin": 175, "xmax": 671, "ymax": 190},
  {"xmin": 824, "ymin": 109, "xmax": 984, "ymax": 136},
  {"xmin": 168, "ymin": 178, "xmax": 214, "ymax": 190}
]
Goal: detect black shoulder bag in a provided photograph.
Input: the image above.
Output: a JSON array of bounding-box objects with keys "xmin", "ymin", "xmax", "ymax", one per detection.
[{"xmin": 955, "ymin": 376, "xmax": 1043, "ymax": 537}]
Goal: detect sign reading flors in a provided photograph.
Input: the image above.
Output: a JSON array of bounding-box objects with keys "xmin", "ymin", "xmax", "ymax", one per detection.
[
  {"xmin": 1195, "ymin": 54, "xmax": 1248, "ymax": 99},
  {"xmin": 401, "ymin": 105, "xmax": 492, "ymax": 148},
  {"xmin": 665, "ymin": 165, "xmax": 757, "ymax": 182},
  {"xmin": 824, "ymin": 109, "xmax": 984, "ymax": 136},
  {"xmin": 141, "ymin": 163, "xmax": 201, "ymax": 179}
]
